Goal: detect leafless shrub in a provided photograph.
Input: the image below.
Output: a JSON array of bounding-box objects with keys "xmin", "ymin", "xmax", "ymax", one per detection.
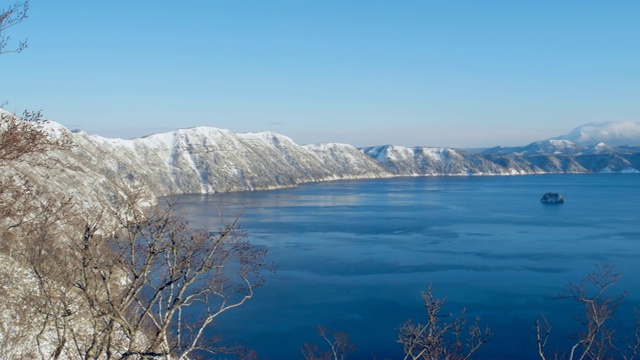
[
  {"xmin": 535, "ymin": 264, "xmax": 640, "ymax": 360},
  {"xmin": 397, "ymin": 286, "xmax": 492, "ymax": 360},
  {"xmin": 302, "ymin": 325, "xmax": 356, "ymax": 360},
  {"xmin": 0, "ymin": 109, "xmax": 74, "ymax": 243},
  {"xmin": 0, "ymin": 110, "xmax": 73, "ymax": 166}
]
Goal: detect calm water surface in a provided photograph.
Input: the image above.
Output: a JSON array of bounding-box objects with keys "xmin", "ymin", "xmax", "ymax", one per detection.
[{"xmin": 171, "ymin": 174, "xmax": 640, "ymax": 359}]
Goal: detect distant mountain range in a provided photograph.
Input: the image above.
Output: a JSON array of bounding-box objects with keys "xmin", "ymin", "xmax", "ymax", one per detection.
[
  {"xmin": 482, "ymin": 121, "xmax": 640, "ymax": 156},
  {"xmin": 481, "ymin": 139, "xmax": 640, "ymax": 157},
  {"xmin": 7, "ymin": 116, "xmax": 640, "ymax": 210}
]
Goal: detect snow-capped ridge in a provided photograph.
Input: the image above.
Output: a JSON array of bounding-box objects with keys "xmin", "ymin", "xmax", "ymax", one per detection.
[{"xmin": 581, "ymin": 142, "xmax": 618, "ymax": 155}]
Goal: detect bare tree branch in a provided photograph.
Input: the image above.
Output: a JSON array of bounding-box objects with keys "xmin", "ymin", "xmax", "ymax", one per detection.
[{"xmin": 0, "ymin": 1, "xmax": 29, "ymax": 54}]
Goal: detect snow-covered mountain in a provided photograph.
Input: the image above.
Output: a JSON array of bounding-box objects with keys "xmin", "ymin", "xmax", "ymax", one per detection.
[
  {"xmin": 551, "ymin": 121, "xmax": 640, "ymax": 146},
  {"xmin": 70, "ymin": 126, "xmax": 389, "ymax": 196},
  {"xmin": 8, "ymin": 119, "xmax": 640, "ymax": 211}
]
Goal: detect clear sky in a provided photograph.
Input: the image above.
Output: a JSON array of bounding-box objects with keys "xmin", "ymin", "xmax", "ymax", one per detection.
[{"xmin": 2, "ymin": 1, "xmax": 639, "ymax": 148}]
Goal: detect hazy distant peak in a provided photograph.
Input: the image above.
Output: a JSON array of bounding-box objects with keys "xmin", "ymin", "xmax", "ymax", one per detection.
[{"xmin": 552, "ymin": 121, "xmax": 640, "ymax": 146}]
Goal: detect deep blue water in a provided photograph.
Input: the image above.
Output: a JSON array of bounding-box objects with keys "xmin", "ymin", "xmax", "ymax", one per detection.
[{"xmin": 171, "ymin": 174, "xmax": 640, "ymax": 359}]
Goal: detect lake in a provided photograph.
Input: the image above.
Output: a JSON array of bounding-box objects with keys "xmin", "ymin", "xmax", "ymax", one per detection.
[{"xmin": 171, "ymin": 174, "xmax": 640, "ymax": 359}]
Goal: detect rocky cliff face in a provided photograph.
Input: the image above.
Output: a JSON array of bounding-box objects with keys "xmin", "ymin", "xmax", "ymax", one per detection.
[{"xmin": 65, "ymin": 126, "xmax": 389, "ymax": 197}]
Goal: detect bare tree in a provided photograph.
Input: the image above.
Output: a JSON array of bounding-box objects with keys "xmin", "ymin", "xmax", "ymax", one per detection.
[
  {"xmin": 397, "ymin": 286, "xmax": 492, "ymax": 360},
  {"xmin": 0, "ymin": 92, "xmax": 78, "ymax": 359},
  {"xmin": 302, "ymin": 325, "xmax": 356, "ymax": 360},
  {"xmin": 0, "ymin": 109, "xmax": 73, "ymax": 258},
  {"xmin": 0, "ymin": 1, "xmax": 29, "ymax": 54},
  {"xmin": 0, "ymin": 109, "xmax": 78, "ymax": 360},
  {"xmin": 535, "ymin": 264, "xmax": 640, "ymax": 360},
  {"xmin": 69, "ymin": 199, "xmax": 269, "ymax": 359},
  {"xmin": 0, "ymin": 174, "xmax": 82, "ymax": 359},
  {"xmin": 3, "ymin": 188, "xmax": 269, "ymax": 359}
]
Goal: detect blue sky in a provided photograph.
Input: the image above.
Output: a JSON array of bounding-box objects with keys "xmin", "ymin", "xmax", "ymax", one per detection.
[{"xmin": 2, "ymin": 1, "xmax": 639, "ymax": 147}]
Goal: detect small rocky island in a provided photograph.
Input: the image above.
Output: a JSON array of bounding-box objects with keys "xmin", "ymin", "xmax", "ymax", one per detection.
[{"xmin": 541, "ymin": 192, "xmax": 564, "ymax": 204}]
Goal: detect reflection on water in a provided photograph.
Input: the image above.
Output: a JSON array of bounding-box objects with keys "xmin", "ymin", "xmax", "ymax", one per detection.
[{"xmin": 170, "ymin": 174, "xmax": 640, "ymax": 359}]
